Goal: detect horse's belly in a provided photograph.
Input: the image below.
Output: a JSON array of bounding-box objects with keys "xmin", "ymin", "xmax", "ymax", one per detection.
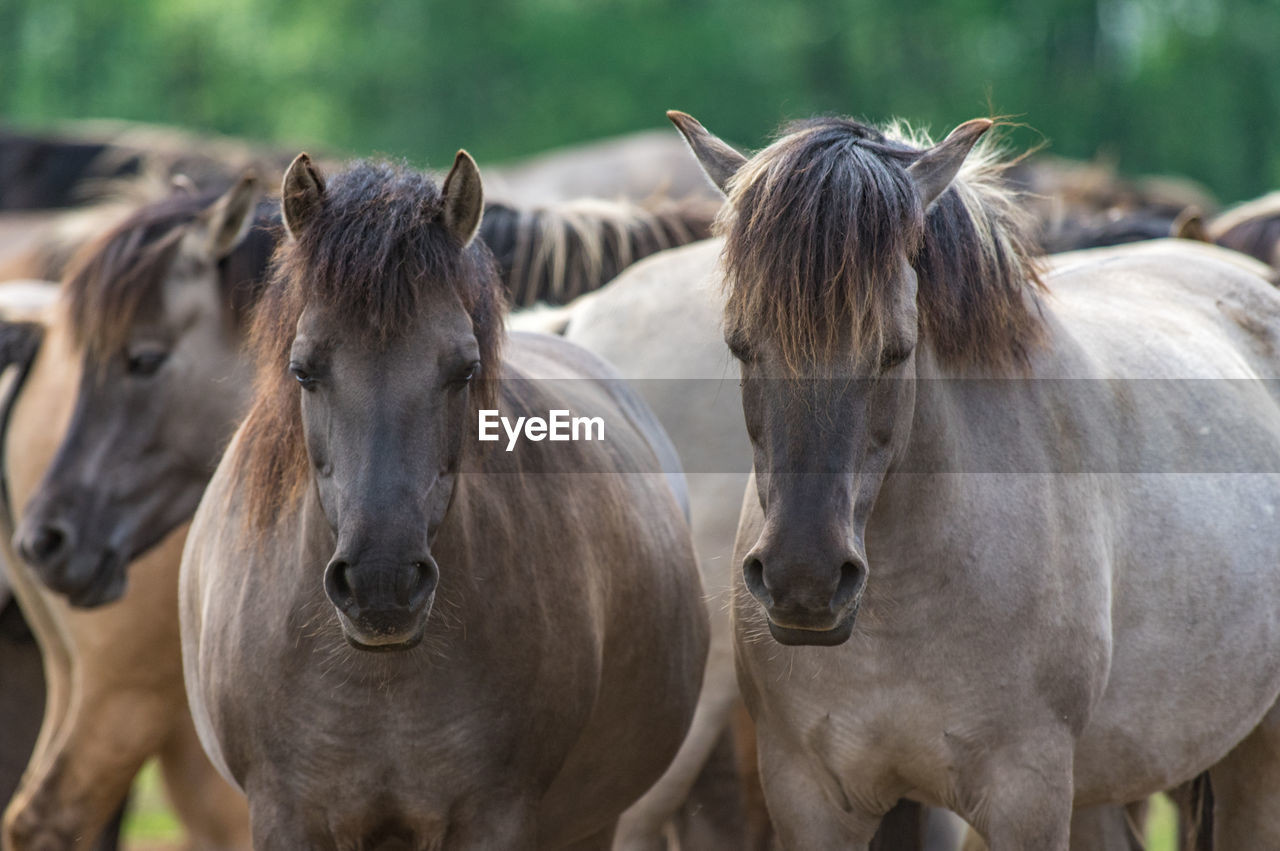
[
  {"xmin": 1073, "ymin": 475, "xmax": 1280, "ymax": 803},
  {"xmin": 1072, "ymin": 643, "xmax": 1280, "ymax": 804}
]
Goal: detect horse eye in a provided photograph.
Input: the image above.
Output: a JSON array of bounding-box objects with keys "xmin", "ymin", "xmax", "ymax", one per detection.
[
  {"xmin": 125, "ymin": 348, "xmax": 169, "ymax": 377},
  {"xmin": 290, "ymin": 363, "xmax": 318, "ymax": 391},
  {"xmin": 880, "ymin": 346, "xmax": 912, "ymax": 371},
  {"xmin": 452, "ymin": 360, "xmax": 481, "ymax": 386},
  {"xmin": 726, "ymin": 339, "xmax": 754, "ymax": 363}
]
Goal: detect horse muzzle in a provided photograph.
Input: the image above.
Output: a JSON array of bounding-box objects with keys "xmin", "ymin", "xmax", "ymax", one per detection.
[
  {"xmin": 14, "ymin": 517, "xmax": 128, "ymax": 608},
  {"xmin": 764, "ymin": 598, "xmax": 861, "ymax": 647},
  {"xmin": 324, "ymin": 554, "xmax": 439, "ymax": 651},
  {"xmin": 742, "ymin": 546, "xmax": 867, "ymax": 647}
]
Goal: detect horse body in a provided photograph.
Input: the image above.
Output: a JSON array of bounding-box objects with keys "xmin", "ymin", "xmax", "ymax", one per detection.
[
  {"xmin": 734, "ymin": 242, "xmax": 1280, "ymax": 840},
  {"xmin": 669, "ymin": 110, "xmax": 1280, "ymax": 849},
  {"xmin": 181, "ymin": 156, "xmax": 708, "ymax": 848},
  {"xmin": 185, "ymin": 333, "xmax": 707, "ymax": 848}
]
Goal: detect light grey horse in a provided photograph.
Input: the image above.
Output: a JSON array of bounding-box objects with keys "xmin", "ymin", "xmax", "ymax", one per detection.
[{"xmin": 667, "ymin": 107, "xmax": 1280, "ymax": 849}]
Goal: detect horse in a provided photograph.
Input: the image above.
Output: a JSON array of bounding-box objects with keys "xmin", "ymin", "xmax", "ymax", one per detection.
[
  {"xmin": 1035, "ymin": 204, "xmax": 1208, "ymax": 254},
  {"xmin": 482, "ymin": 129, "xmax": 724, "ymax": 206},
  {"xmin": 530, "ymin": 234, "xmax": 1251, "ymax": 850},
  {"xmin": 0, "ymin": 281, "xmax": 253, "ymax": 851},
  {"xmin": 1209, "ymin": 190, "xmax": 1280, "ymax": 279},
  {"xmin": 667, "ymin": 109, "xmax": 1280, "ymax": 849},
  {"xmin": 481, "ymin": 195, "xmax": 718, "ymax": 305},
  {"xmin": 11, "ymin": 173, "xmax": 715, "ymax": 606},
  {"xmin": 0, "ymin": 120, "xmax": 299, "ymax": 211},
  {"xmin": 178, "ymin": 152, "xmax": 707, "ymax": 848},
  {"xmin": 1002, "ymin": 152, "xmax": 1219, "ymax": 258},
  {"xmin": 7, "ymin": 169, "xmax": 722, "ymax": 851}
]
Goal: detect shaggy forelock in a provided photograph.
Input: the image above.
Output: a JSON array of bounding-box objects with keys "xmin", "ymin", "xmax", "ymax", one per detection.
[
  {"xmin": 719, "ymin": 117, "xmax": 1044, "ymax": 372},
  {"xmin": 720, "ymin": 119, "xmax": 925, "ymax": 371}
]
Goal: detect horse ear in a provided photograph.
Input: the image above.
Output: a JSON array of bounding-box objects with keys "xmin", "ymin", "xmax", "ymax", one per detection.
[
  {"xmin": 440, "ymin": 150, "xmax": 484, "ymax": 248},
  {"xmin": 281, "ymin": 153, "xmax": 326, "ymax": 240},
  {"xmin": 204, "ymin": 171, "xmax": 262, "ymax": 259},
  {"xmin": 907, "ymin": 118, "xmax": 993, "ymax": 210},
  {"xmin": 667, "ymin": 110, "xmax": 747, "ymax": 196},
  {"xmin": 1171, "ymin": 206, "xmax": 1208, "ymax": 242}
]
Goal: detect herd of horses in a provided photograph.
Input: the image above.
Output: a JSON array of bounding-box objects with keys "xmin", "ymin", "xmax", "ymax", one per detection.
[{"xmin": 0, "ymin": 109, "xmax": 1278, "ymax": 851}]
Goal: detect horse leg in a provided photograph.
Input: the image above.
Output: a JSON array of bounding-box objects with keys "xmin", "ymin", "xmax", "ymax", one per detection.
[
  {"xmin": 1208, "ymin": 702, "xmax": 1280, "ymax": 849},
  {"xmin": 730, "ymin": 699, "xmax": 774, "ymax": 851},
  {"xmin": 958, "ymin": 742, "xmax": 1073, "ymax": 851},
  {"xmin": 1, "ymin": 592, "xmax": 78, "ymax": 851},
  {"xmin": 2, "ymin": 680, "xmax": 172, "ymax": 851},
  {"xmin": 1166, "ymin": 775, "xmax": 1213, "ymax": 851},
  {"xmin": 755, "ymin": 734, "xmax": 879, "ymax": 850},
  {"xmin": 669, "ymin": 727, "xmax": 746, "ymax": 851},
  {"xmin": 923, "ymin": 808, "xmax": 970, "ymax": 851},
  {"xmin": 246, "ymin": 799, "xmax": 333, "ymax": 851},
  {"xmin": 155, "ymin": 708, "xmax": 250, "ymax": 851},
  {"xmin": 562, "ymin": 823, "xmax": 618, "ymax": 851},
  {"xmin": 1067, "ymin": 804, "xmax": 1145, "ymax": 851},
  {"xmin": 0, "ymin": 601, "xmax": 44, "ymax": 808},
  {"xmin": 3, "ymin": 581, "xmax": 75, "ymax": 798}
]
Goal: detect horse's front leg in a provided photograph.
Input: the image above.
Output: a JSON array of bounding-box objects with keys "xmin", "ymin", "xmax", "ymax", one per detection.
[
  {"xmin": 957, "ymin": 735, "xmax": 1075, "ymax": 851},
  {"xmin": 755, "ymin": 733, "xmax": 883, "ymax": 850},
  {"xmin": 2, "ymin": 679, "xmax": 173, "ymax": 851},
  {"xmin": 246, "ymin": 796, "xmax": 332, "ymax": 851}
]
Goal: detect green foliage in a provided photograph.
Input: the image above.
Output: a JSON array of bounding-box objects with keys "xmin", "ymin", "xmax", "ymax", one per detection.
[{"xmin": 0, "ymin": 0, "xmax": 1274, "ymax": 200}]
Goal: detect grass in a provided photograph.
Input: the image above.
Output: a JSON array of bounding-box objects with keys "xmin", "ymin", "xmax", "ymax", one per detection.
[
  {"xmin": 119, "ymin": 758, "xmax": 1182, "ymax": 849},
  {"xmin": 121, "ymin": 762, "xmax": 181, "ymax": 848},
  {"xmin": 1148, "ymin": 793, "xmax": 1178, "ymax": 850}
]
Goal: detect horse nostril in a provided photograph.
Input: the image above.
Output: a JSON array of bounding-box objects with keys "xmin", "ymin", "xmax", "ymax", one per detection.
[
  {"xmin": 832, "ymin": 560, "xmax": 868, "ymax": 610},
  {"xmin": 323, "ymin": 559, "xmax": 355, "ymax": 612},
  {"xmin": 407, "ymin": 559, "xmax": 439, "ymax": 608},
  {"xmin": 20, "ymin": 522, "xmax": 72, "ymax": 567},
  {"xmin": 742, "ymin": 555, "xmax": 772, "ymax": 605}
]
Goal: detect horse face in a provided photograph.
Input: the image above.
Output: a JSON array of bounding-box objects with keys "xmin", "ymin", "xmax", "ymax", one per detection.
[
  {"xmin": 670, "ymin": 111, "xmax": 991, "ymax": 647},
  {"xmin": 14, "ymin": 181, "xmax": 258, "ymax": 607},
  {"xmin": 732, "ymin": 259, "xmax": 920, "ymax": 646},
  {"xmin": 291, "ymin": 296, "xmax": 478, "ymax": 651}
]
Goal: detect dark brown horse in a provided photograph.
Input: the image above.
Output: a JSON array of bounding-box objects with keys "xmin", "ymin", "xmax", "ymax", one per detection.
[
  {"xmin": 181, "ymin": 153, "xmax": 708, "ymax": 847},
  {"xmin": 5, "ymin": 163, "xmax": 719, "ymax": 851}
]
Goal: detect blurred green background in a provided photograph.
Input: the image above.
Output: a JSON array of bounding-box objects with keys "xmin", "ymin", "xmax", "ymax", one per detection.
[{"xmin": 0, "ymin": 0, "xmax": 1276, "ymax": 201}]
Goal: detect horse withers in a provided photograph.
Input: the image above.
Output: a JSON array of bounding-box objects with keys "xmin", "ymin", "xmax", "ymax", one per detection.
[
  {"xmin": 180, "ymin": 153, "xmax": 709, "ymax": 847},
  {"xmin": 671, "ymin": 109, "xmax": 1280, "ymax": 849}
]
